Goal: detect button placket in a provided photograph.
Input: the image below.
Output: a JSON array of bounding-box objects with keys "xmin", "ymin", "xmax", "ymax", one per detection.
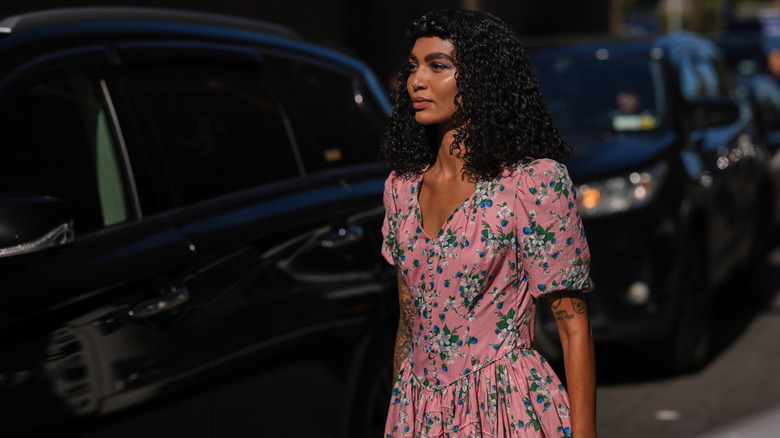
[{"xmin": 425, "ymin": 241, "xmax": 439, "ymax": 377}]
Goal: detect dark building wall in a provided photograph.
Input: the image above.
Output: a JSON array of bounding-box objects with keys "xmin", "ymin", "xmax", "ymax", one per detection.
[{"xmin": 2, "ymin": 0, "xmax": 610, "ymax": 89}]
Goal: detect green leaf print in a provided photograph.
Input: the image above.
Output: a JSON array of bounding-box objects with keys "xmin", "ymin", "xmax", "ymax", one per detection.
[
  {"xmin": 524, "ymin": 411, "xmax": 541, "ymax": 432},
  {"xmin": 495, "ymin": 308, "xmax": 516, "ymax": 331}
]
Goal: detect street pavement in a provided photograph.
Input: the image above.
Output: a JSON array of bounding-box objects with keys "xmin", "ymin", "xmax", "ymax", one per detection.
[{"xmin": 595, "ymin": 248, "xmax": 780, "ymax": 438}]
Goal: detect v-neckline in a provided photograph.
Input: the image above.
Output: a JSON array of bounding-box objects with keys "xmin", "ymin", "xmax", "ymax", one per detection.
[{"xmin": 413, "ymin": 173, "xmax": 479, "ymax": 239}]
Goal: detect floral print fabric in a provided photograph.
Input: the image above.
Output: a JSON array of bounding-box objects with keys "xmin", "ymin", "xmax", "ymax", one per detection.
[{"xmin": 381, "ymin": 159, "xmax": 591, "ymax": 437}]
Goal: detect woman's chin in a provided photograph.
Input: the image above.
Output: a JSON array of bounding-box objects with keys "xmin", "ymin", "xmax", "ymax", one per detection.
[{"xmin": 414, "ymin": 114, "xmax": 448, "ymax": 126}]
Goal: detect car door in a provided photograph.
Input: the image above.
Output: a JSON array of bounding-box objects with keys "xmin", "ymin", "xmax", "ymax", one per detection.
[
  {"xmin": 109, "ymin": 42, "xmax": 394, "ymax": 437},
  {"xmin": 679, "ymin": 51, "xmax": 761, "ymax": 282},
  {"xmin": 0, "ymin": 46, "xmax": 206, "ymax": 435},
  {"xmin": 259, "ymin": 53, "xmax": 398, "ymax": 437}
]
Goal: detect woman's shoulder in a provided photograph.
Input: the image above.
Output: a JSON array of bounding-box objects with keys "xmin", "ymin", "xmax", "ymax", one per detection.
[
  {"xmin": 383, "ymin": 170, "xmax": 422, "ymax": 206},
  {"xmin": 501, "ymin": 158, "xmax": 577, "ymax": 208},
  {"xmin": 501, "ymin": 158, "xmax": 572, "ymax": 184},
  {"xmin": 384, "ymin": 170, "xmax": 421, "ymax": 190}
]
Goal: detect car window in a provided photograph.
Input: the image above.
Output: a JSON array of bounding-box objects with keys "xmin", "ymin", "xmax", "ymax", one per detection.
[
  {"xmin": 121, "ymin": 63, "xmax": 299, "ymax": 206},
  {"xmin": 680, "ymin": 54, "xmax": 732, "ymax": 102},
  {"xmin": 679, "ymin": 55, "xmax": 702, "ymax": 101},
  {"xmin": 263, "ymin": 56, "xmax": 382, "ymax": 171},
  {"xmin": 530, "ymin": 50, "xmax": 665, "ymax": 133},
  {"xmin": 0, "ymin": 66, "xmax": 133, "ymax": 234},
  {"xmin": 741, "ymin": 76, "xmax": 780, "ymax": 131}
]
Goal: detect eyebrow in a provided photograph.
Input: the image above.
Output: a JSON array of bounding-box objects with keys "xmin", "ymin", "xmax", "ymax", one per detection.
[{"xmin": 408, "ymin": 52, "xmax": 454, "ymax": 63}]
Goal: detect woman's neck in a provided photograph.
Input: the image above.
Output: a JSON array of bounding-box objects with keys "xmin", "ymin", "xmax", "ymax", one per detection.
[{"xmin": 432, "ymin": 124, "xmax": 464, "ymax": 178}]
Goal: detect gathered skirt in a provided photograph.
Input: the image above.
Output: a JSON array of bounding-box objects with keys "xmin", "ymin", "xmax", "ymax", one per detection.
[{"xmin": 384, "ymin": 349, "xmax": 573, "ymax": 438}]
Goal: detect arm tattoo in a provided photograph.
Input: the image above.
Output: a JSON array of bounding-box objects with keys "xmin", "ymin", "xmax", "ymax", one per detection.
[
  {"xmin": 554, "ymin": 309, "xmax": 574, "ymax": 321},
  {"xmin": 571, "ymin": 295, "xmax": 587, "ymax": 314},
  {"xmin": 393, "ymin": 275, "xmax": 414, "ymax": 379},
  {"xmin": 550, "ymin": 291, "xmax": 587, "ymax": 321}
]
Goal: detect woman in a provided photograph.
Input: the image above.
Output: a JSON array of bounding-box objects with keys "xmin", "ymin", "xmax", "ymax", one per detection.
[{"xmin": 379, "ymin": 9, "xmax": 596, "ymax": 438}]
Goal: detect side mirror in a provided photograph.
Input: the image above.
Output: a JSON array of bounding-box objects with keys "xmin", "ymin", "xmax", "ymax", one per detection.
[
  {"xmin": 690, "ymin": 99, "xmax": 741, "ymax": 129},
  {"xmin": 0, "ymin": 195, "xmax": 75, "ymax": 258}
]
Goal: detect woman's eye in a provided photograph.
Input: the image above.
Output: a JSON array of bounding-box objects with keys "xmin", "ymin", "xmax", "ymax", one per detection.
[
  {"xmin": 431, "ymin": 62, "xmax": 451, "ymax": 71},
  {"xmin": 408, "ymin": 62, "xmax": 418, "ymax": 71}
]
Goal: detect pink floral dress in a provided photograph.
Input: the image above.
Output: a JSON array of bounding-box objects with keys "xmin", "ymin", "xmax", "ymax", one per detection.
[{"xmin": 381, "ymin": 159, "xmax": 591, "ymax": 438}]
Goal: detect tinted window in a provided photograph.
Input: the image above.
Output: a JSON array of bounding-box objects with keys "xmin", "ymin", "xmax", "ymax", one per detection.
[
  {"xmin": 739, "ymin": 76, "xmax": 780, "ymax": 131},
  {"xmin": 530, "ymin": 50, "xmax": 666, "ymax": 133},
  {"xmin": 264, "ymin": 57, "xmax": 382, "ymax": 170},
  {"xmin": 0, "ymin": 66, "xmax": 132, "ymax": 234},
  {"xmin": 123, "ymin": 63, "xmax": 298, "ymax": 206},
  {"xmin": 680, "ymin": 54, "xmax": 732, "ymax": 102},
  {"xmin": 679, "ymin": 56, "xmax": 702, "ymax": 101}
]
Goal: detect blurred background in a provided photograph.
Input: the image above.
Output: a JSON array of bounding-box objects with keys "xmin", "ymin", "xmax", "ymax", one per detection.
[
  {"xmin": 5, "ymin": 0, "xmax": 779, "ymax": 90},
  {"xmin": 2, "ymin": 1, "xmax": 780, "ymax": 438}
]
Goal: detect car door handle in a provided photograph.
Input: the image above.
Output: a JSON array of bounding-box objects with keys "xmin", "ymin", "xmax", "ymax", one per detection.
[
  {"xmin": 320, "ymin": 225, "xmax": 364, "ymax": 249},
  {"xmin": 129, "ymin": 287, "xmax": 190, "ymax": 318}
]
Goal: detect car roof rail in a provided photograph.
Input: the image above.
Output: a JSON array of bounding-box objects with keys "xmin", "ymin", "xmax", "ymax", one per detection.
[{"xmin": 0, "ymin": 6, "xmax": 300, "ymax": 40}]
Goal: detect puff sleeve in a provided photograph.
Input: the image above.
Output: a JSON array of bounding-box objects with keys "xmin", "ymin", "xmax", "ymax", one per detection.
[
  {"xmin": 515, "ymin": 159, "xmax": 591, "ymax": 298},
  {"xmin": 380, "ymin": 172, "xmax": 399, "ymax": 265}
]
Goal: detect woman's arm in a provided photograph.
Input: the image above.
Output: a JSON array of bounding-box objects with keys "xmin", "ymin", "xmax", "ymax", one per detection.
[
  {"xmin": 393, "ymin": 271, "xmax": 414, "ymax": 379},
  {"xmin": 547, "ymin": 290, "xmax": 597, "ymax": 438}
]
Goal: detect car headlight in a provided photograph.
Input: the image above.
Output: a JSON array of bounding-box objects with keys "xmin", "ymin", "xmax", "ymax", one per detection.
[{"xmin": 576, "ymin": 162, "xmax": 667, "ymax": 217}]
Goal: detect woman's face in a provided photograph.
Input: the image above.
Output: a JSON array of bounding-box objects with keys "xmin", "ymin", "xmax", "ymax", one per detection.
[{"xmin": 407, "ymin": 37, "xmax": 458, "ymax": 127}]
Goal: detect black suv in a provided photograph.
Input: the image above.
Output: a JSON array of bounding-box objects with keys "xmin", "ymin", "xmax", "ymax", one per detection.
[
  {"xmin": 527, "ymin": 32, "xmax": 776, "ymax": 373},
  {"xmin": 0, "ymin": 7, "xmax": 395, "ymax": 437}
]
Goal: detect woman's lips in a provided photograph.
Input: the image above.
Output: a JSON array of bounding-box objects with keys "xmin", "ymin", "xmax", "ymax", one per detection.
[{"xmin": 412, "ymin": 98, "xmax": 431, "ymax": 110}]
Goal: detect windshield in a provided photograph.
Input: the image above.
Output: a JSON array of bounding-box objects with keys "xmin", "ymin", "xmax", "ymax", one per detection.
[{"xmin": 529, "ymin": 49, "xmax": 667, "ymax": 133}]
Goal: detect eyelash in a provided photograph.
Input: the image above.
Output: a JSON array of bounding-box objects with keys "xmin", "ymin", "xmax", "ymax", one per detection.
[{"xmin": 408, "ymin": 61, "xmax": 452, "ymax": 71}]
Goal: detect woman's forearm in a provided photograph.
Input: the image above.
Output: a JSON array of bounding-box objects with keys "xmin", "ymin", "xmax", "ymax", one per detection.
[
  {"xmin": 393, "ymin": 314, "xmax": 412, "ymax": 379},
  {"xmin": 393, "ymin": 272, "xmax": 414, "ymax": 379},
  {"xmin": 561, "ymin": 327, "xmax": 597, "ymax": 438},
  {"xmin": 550, "ymin": 290, "xmax": 597, "ymax": 438}
]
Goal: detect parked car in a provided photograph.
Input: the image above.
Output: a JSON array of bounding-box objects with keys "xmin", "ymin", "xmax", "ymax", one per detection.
[
  {"xmin": 709, "ymin": 33, "xmax": 780, "ymax": 151},
  {"xmin": 732, "ymin": 72, "xmax": 780, "ymax": 152},
  {"xmin": 526, "ymin": 32, "xmax": 777, "ymax": 373},
  {"xmin": 0, "ymin": 7, "xmax": 395, "ymax": 437},
  {"xmin": 708, "ymin": 32, "xmax": 780, "ymax": 77}
]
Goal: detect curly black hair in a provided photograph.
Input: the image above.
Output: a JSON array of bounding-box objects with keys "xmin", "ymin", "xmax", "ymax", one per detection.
[{"xmin": 379, "ymin": 9, "xmax": 572, "ymax": 180}]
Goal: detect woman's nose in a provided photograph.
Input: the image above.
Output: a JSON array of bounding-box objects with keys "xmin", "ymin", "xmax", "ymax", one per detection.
[{"xmin": 408, "ymin": 72, "xmax": 426, "ymax": 91}]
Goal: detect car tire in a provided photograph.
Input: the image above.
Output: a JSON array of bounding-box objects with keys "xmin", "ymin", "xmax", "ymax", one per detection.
[
  {"xmin": 349, "ymin": 326, "xmax": 394, "ymax": 438},
  {"xmin": 665, "ymin": 233, "xmax": 714, "ymax": 374},
  {"xmin": 745, "ymin": 183, "xmax": 774, "ymax": 304}
]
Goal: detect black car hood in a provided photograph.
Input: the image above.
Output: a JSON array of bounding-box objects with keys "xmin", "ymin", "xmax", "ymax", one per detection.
[{"xmin": 561, "ymin": 131, "xmax": 677, "ymax": 183}]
